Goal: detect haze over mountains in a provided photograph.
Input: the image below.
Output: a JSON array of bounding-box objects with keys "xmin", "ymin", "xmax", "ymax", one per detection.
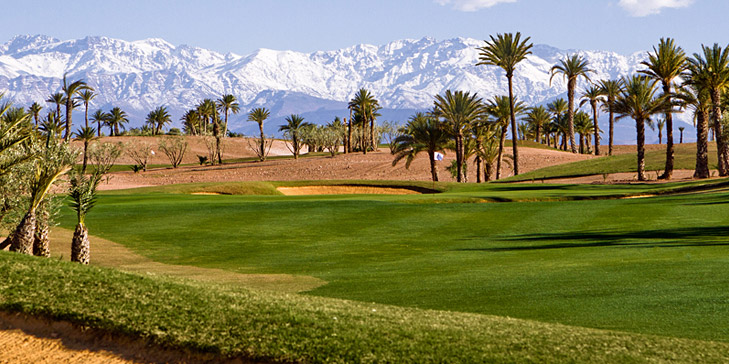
[{"xmin": 0, "ymin": 34, "xmax": 695, "ymax": 143}]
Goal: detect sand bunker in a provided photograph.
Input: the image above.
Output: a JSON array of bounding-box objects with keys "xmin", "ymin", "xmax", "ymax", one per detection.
[{"xmin": 277, "ymin": 185, "xmax": 424, "ymax": 195}]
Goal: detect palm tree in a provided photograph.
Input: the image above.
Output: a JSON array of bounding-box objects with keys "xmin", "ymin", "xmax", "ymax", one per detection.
[
  {"xmin": 433, "ymin": 90, "xmax": 484, "ymax": 182},
  {"xmin": 613, "ymin": 75, "xmax": 669, "ymax": 181},
  {"xmin": 679, "ymin": 126, "xmax": 685, "ymax": 143},
  {"xmin": 476, "ymin": 32, "xmax": 533, "ymax": 175},
  {"xmin": 247, "ymin": 107, "xmax": 270, "ymax": 161},
  {"xmin": 688, "ymin": 43, "xmax": 729, "ymax": 176},
  {"xmin": 29, "ymin": 102, "xmax": 42, "ymax": 127},
  {"xmin": 181, "ymin": 109, "xmax": 201, "ymax": 135},
  {"xmin": 197, "ymin": 99, "xmax": 217, "ymax": 135},
  {"xmin": 38, "ymin": 111, "xmax": 64, "ymax": 139},
  {"xmin": 679, "ymin": 73, "xmax": 712, "ymax": 178},
  {"xmin": 217, "ymin": 94, "xmax": 240, "ymax": 137},
  {"xmin": 10, "ymin": 141, "xmax": 76, "ymax": 255},
  {"xmin": 486, "ymin": 95, "xmax": 526, "ymax": 179},
  {"xmin": 106, "ymin": 107, "xmax": 128, "ymax": 136},
  {"xmin": 550, "ymin": 54, "xmax": 593, "ymax": 154},
  {"xmin": 74, "ymin": 126, "xmax": 97, "ymax": 174},
  {"xmin": 524, "ymin": 106, "xmax": 551, "ymax": 144},
  {"xmin": 392, "ymin": 112, "xmax": 449, "ymax": 181},
  {"xmin": 75, "ymin": 89, "xmax": 96, "ymax": 130},
  {"xmin": 597, "ymin": 79, "xmax": 622, "ymax": 155},
  {"xmin": 61, "ymin": 74, "xmax": 91, "ymax": 142},
  {"xmin": 656, "ymin": 118, "xmax": 665, "ymax": 144},
  {"xmin": 146, "ymin": 106, "xmax": 171, "ymax": 135},
  {"xmin": 574, "ymin": 111, "xmax": 594, "ymax": 154},
  {"xmin": 0, "ymin": 101, "xmax": 32, "ymax": 178},
  {"xmin": 639, "ymin": 38, "xmax": 687, "ymax": 179},
  {"xmin": 547, "ymin": 98, "xmax": 568, "ymax": 149},
  {"xmin": 279, "ymin": 114, "xmax": 312, "ymax": 159},
  {"xmin": 90, "ymin": 109, "xmax": 109, "ymax": 137},
  {"xmin": 579, "ymin": 85, "xmax": 604, "ymax": 155},
  {"xmin": 68, "ymin": 170, "xmax": 103, "ymax": 264},
  {"xmin": 348, "ymin": 89, "xmax": 380, "ymax": 153},
  {"xmin": 46, "ymin": 92, "xmax": 65, "ymax": 134}
]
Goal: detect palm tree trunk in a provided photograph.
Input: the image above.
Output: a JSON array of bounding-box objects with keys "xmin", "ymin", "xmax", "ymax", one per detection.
[
  {"xmin": 71, "ymin": 223, "xmax": 90, "ymax": 264},
  {"xmin": 609, "ymin": 106, "xmax": 615, "ymax": 156},
  {"xmin": 637, "ymin": 119, "xmax": 646, "ymax": 181},
  {"xmin": 508, "ymin": 76, "xmax": 520, "ymax": 175},
  {"xmin": 259, "ymin": 123, "xmax": 266, "ymax": 161},
  {"xmin": 711, "ymin": 89, "xmax": 729, "ymax": 176},
  {"xmin": 10, "ymin": 210, "xmax": 36, "ymax": 255},
  {"xmin": 567, "ymin": 79, "xmax": 577, "ymax": 154},
  {"xmin": 485, "ymin": 162, "xmax": 493, "ymax": 182},
  {"xmin": 591, "ymin": 102, "xmax": 600, "ymax": 155},
  {"xmin": 370, "ymin": 115, "xmax": 375, "ymax": 152},
  {"xmin": 64, "ymin": 99, "xmax": 73, "ymax": 142},
  {"xmin": 536, "ymin": 124, "xmax": 541, "ymax": 144},
  {"xmin": 82, "ymin": 139, "xmax": 89, "ymax": 174},
  {"xmin": 347, "ymin": 110, "xmax": 353, "ymax": 153},
  {"xmin": 456, "ymin": 132, "xmax": 464, "ymax": 182},
  {"xmin": 84, "ymin": 103, "xmax": 89, "ymax": 128},
  {"xmin": 33, "ymin": 212, "xmax": 50, "ymax": 258},
  {"xmin": 660, "ymin": 83, "xmax": 674, "ymax": 180},
  {"xmin": 694, "ymin": 109, "xmax": 710, "ymax": 178},
  {"xmin": 224, "ymin": 109, "xmax": 229, "ymax": 138},
  {"xmin": 97, "ymin": 120, "xmax": 102, "ymax": 137},
  {"xmin": 496, "ymin": 126, "xmax": 506, "ymax": 180},
  {"xmin": 428, "ymin": 151, "xmax": 438, "ymax": 182}
]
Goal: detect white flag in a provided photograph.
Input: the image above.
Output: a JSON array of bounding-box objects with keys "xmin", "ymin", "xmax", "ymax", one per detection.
[{"xmin": 434, "ymin": 152, "xmax": 443, "ymax": 161}]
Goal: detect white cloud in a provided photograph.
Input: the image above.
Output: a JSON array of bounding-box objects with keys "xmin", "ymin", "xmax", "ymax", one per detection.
[
  {"xmin": 434, "ymin": 0, "xmax": 516, "ymax": 12},
  {"xmin": 618, "ymin": 0, "xmax": 694, "ymax": 17}
]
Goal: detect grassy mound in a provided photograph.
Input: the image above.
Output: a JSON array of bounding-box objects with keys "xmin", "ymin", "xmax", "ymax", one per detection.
[
  {"xmin": 2, "ymin": 251, "xmax": 729, "ymax": 363},
  {"xmin": 504, "ymin": 142, "xmax": 718, "ymax": 181}
]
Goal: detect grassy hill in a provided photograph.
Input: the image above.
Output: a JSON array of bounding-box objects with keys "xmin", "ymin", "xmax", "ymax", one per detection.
[{"xmin": 3, "ymin": 251, "xmax": 729, "ymax": 363}]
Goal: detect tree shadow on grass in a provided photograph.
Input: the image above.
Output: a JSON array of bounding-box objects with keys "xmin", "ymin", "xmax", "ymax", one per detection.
[{"xmin": 455, "ymin": 226, "xmax": 729, "ymax": 252}]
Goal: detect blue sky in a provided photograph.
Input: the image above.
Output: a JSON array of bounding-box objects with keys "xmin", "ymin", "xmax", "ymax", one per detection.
[{"xmin": 1, "ymin": 0, "xmax": 723, "ymax": 55}]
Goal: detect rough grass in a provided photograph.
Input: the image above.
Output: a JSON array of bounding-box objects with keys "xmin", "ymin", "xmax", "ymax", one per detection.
[
  {"xmin": 54, "ymin": 179, "xmax": 729, "ymax": 343},
  {"xmin": 2, "ymin": 252, "xmax": 729, "ymax": 363}
]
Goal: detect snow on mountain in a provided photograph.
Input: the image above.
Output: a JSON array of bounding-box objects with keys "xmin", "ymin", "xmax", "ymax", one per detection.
[{"xmin": 0, "ymin": 34, "xmax": 695, "ymax": 142}]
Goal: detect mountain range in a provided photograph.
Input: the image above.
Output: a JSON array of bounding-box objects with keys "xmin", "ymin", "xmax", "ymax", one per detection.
[{"xmin": 0, "ymin": 34, "xmax": 696, "ymax": 143}]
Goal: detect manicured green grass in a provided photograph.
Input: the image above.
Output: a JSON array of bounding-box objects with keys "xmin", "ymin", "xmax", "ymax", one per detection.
[
  {"xmin": 3, "ymin": 251, "xmax": 729, "ymax": 363},
  {"xmin": 505, "ymin": 143, "xmax": 718, "ymax": 181},
  {"xmin": 55, "ymin": 179, "xmax": 729, "ymax": 343}
]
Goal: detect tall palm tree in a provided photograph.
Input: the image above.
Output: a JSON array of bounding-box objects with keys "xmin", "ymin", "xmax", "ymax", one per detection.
[
  {"xmin": 392, "ymin": 112, "xmax": 449, "ymax": 182},
  {"xmin": 476, "ymin": 32, "xmax": 533, "ymax": 175},
  {"xmin": 279, "ymin": 114, "xmax": 312, "ymax": 159},
  {"xmin": 75, "ymin": 89, "xmax": 96, "ymax": 129},
  {"xmin": 197, "ymin": 99, "xmax": 217, "ymax": 135},
  {"xmin": 46, "ymin": 92, "xmax": 65, "ymax": 134},
  {"xmin": 550, "ymin": 54, "xmax": 593, "ymax": 154},
  {"xmin": 524, "ymin": 105, "xmax": 551, "ymax": 144},
  {"xmin": 29, "ymin": 102, "xmax": 42, "ymax": 127},
  {"xmin": 679, "ymin": 126, "xmax": 685, "ymax": 143},
  {"xmin": 688, "ymin": 43, "xmax": 729, "ymax": 176},
  {"xmin": 613, "ymin": 75, "xmax": 669, "ymax": 181},
  {"xmin": 579, "ymin": 85, "xmax": 604, "ymax": 155},
  {"xmin": 679, "ymin": 70, "xmax": 712, "ymax": 178},
  {"xmin": 433, "ymin": 90, "xmax": 484, "ymax": 182},
  {"xmin": 61, "ymin": 74, "xmax": 91, "ymax": 141},
  {"xmin": 106, "ymin": 107, "xmax": 128, "ymax": 136},
  {"xmin": 597, "ymin": 79, "xmax": 622, "ymax": 155},
  {"xmin": 74, "ymin": 126, "xmax": 96, "ymax": 173},
  {"xmin": 639, "ymin": 38, "xmax": 687, "ymax": 179},
  {"xmin": 486, "ymin": 95, "xmax": 526, "ymax": 179},
  {"xmin": 547, "ymin": 98, "xmax": 568, "ymax": 149},
  {"xmin": 90, "ymin": 109, "xmax": 109, "ymax": 137},
  {"xmin": 247, "ymin": 107, "xmax": 271, "ymax": 161},
  {"xmin": 217, "ymin": 94, "xmax": 240, "ymax": 137}
]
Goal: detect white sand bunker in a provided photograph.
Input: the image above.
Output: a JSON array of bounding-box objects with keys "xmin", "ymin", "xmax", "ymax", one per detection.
[{"xmin": 277, "ymin": 185, "xmax": 424, "ymax": 195}]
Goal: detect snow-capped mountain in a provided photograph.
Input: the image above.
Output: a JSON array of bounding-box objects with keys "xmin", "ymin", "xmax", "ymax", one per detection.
[{"xmin": 0, "ymin": 34, "xmax": 695, "ymax": 143}]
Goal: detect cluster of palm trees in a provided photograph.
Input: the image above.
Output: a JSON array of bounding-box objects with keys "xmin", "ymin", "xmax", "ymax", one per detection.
[{"xmin": 392, "ymin": 34, "xmax": 729, "ymax": 182}]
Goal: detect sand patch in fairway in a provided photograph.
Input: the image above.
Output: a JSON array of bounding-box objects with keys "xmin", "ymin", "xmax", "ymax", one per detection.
[{"xmin": 277, "ymin": 185, "xmax": 426, "ymax": 195}]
